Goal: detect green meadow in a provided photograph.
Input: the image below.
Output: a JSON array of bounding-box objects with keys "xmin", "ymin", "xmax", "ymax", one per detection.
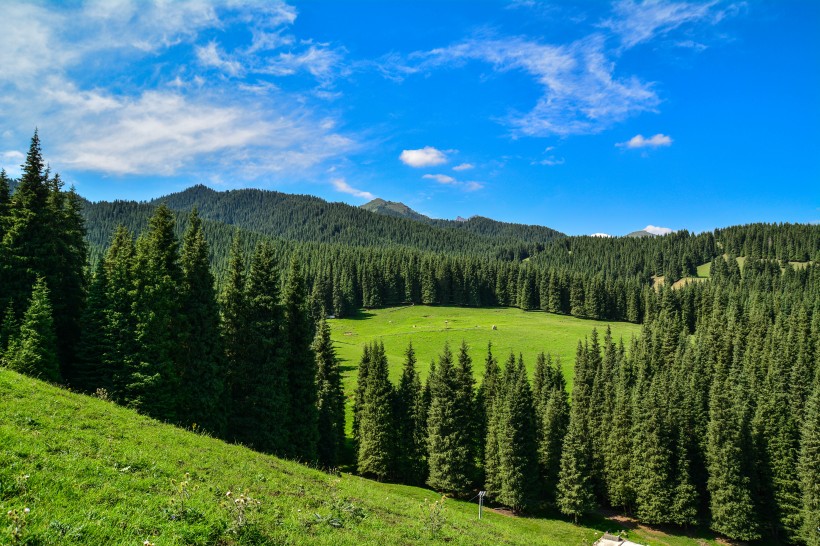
[
  {"xmin": 0, "ymin": 368, "xmax": 723, "ymax": 546},
  {"xmin": 329, "ymin": 306, "xmax": 643, "ymax": 394}
]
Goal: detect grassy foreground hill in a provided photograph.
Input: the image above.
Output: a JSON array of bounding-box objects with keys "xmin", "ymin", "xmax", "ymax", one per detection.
[{"xmin": 0, "ymin": 369, "xmax": 723, "ymax": 546}]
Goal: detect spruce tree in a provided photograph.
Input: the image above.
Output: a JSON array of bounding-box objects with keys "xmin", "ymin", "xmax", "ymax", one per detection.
[
  {"xmin": 357, "ymin": 342, "xmax": 395, "ymax": 480},
  {"xmin": 73, "ymin": 261, "xmax": 110, "ymax": 394},
  {"xmin": 128, "ymin": 204, "xmax": 182, "ymax": 421},
  {"xmin": 102, "ymin": 226, "xmax": 137, "ymax": 403},
  {"xmin": 479, "ymin": 343, "xmax": 501, "ymax": 492},
  {"xmin": 455, "ymin": 340, "xmax": 478, "ymax": 487},
  {"xmin": 557, "ymin": 410, "xmax": 596, "ymax": 523},
  {"xmin": 535, "ymin": 354, "xmax": 569, "ymax": 505},
  {"xmin": 237, "ymin": 241, "xmax": 289, "ymax": 454},
  {"xmin": 177, "ymin": 209, "xmax": 225, "ymax": 436},
  {"xmin": 394, "ymin": 342, "xmax": 427, "ymax": 484},
  {"xmin": 221, "ymin": 233, "xmax": 251, "ymax": 444},
  {"xmin": 427, "ymin": 342, "xmax": 473, "ymax": 494},
  {"xmin": 497, "ymin": 354, "xmax": 539, "ymax": 512},
  {"xmin": 557, "ymin": 343, "xmax": 596, "ymax": 523},
  {"xmin": 5, "ymin": 277, "xmax": 59, "ymax": 382},
  {"xmin": 353, "ymin": 343, "xmax": 373, "ymax": 448},
  {"xmin": 314, "ymin": 319, "xmax": 345, "ymax": 469},
  {"xmin": 283, "ymin": 258, "xmax": 319, "ymax": 461}
]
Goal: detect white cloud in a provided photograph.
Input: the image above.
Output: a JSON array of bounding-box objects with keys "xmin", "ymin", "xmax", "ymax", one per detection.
[
  {"xmin": 644, "ymin": 224, "xmax": 674, "ymax": 235},
  {"xmin": 617, "ymin": 133, "xmax": 673, "ymax": 148},
  {"xmin": 453, "ymin": 163, "xmax": 474, "ymax": 171},
  {"xmin": 331, "ymin": 178, "xmax": 374, "ymax": 200},
  {"xmin": 196, "ymin": 41, "xmax": 244, "ymax": 76},
  {"xmin": 420, "ymin": 34, "xmax": 659, "ymax": 137},
  {"xmin": 400, "ymin": 146, "xmax": 448, "ymax": 167},
  {"xmin": 423, "ymin": 173, "xmax": 457, "ymax": 185},
  {"xmin": 591, "ymin": 233, "xmax": 613, "ymax": 237},
  {"xmin": 422, "ymin": 173, "xmax": 483, "ymax": 192},
  {"xmin": 1, "ymin": 150, "xmax": 25, "ymax": 176},
  {"xmin": 601, "ymin": 0, "xmax": 727, "ymax": 49},
  {"xmin": 0, "ymin": 1, "xmax": 357, "ymax": 183},
  {"xmin": 261, "ymin": 45, "xmax": 347, "ymax": 84},
  {"xmin": 537, "ymin": 157, "xmax": 565, "ymax": 166}
]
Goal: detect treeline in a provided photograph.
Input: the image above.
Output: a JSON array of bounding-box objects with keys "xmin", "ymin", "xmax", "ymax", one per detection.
[
  {"xmin": 350, "ymin": 257, "xmax": 820, "ymax": 544},
  {"xmin": 0, "ymin": 134, "xmax": 346, "ymax": 468}
]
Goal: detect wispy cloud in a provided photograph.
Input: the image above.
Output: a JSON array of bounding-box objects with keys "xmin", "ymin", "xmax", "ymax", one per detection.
[
  {"xmin": 644, "ymin": 224, "xmax": 674, "ymax": 235},
  {"xmin": 591, "ymin": 232, "xmax": 613, "ymax": 237},
  {"xmin": 453, "ymin": 162, "xmax": 474, "ymax": 171},
  {"xmin": 196, "ymin": 42, "xmax": 244, "ymax": 76},
  {"xmin": 601, "ymin": 0, "xmax": 736, "ymax": 50},
  {"xmin": 537, "ymin": 156, "xmax": 565, "ymax": 166},
  {"xmin": 331, "ymin": 177, "xmax": 374, "ymax": 200},
  {"xmin": 423, "ymin": 173, "xmax": 457, "ymax": 185},
  {"xmin": 419, "ymin": 34, "xmax": 659, "ymax": 137},
  {"xmin": 422, "ymin": 173, "xmax": 483, "ymax": 192},
  {"xmin": 617, "ymin": 133, "xmax": 673, "ymax": 148},
  {"xmin": 400, "ymin": 146, "xmax": 448, "ymax": 167}
]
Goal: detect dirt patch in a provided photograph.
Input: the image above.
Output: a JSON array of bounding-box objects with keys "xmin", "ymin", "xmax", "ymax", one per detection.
[{"xmin": 343, "ymin": 331, "xmax": 355, "ymax": 336}]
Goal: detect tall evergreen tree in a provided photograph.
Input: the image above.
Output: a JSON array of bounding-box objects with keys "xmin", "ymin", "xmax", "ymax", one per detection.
[
  {"xmin": 283, "ymin": 258, "xmax": 319, "ymax": 461},
  {"xmin": 221, "ymin": 233, "xmax": 250, "ymax": 444},
  {"xmin": 5, "ymin": 277, "xmax": 59, "ymax": 382},
  {"xmin": 314, "ymin": 319, "xmax": 345, "ymax": 469},
  {"xmin": 102, "ymin": 226, "xmax": 137, "ymax": 403},
  {"xmin": 353, "ymin": 343, "xmax": 373, "ymax": 449},
  {"xmin": 534, "ymin": 353, "xmax": 569, "ymax": 505},
  {"xmin": 427, "ymin": 342, "xmax": 474, "ymax": 494},
  {"xmin": 478, "ymin": 343, "xmax": 501, "ymax": 489},
  {"xmin": 556, "ymin": 408, "xmax": 596, "ymax": 523},
  {"xmin": 128, "ymin": 204, "xmax": 182, "ymax": 421},
  {"xmin": 497, "ymin": 354, "xmax": 539, "ymax": 511},
  {"xmin": 177, "ymin": 209, "xmax": 225, "ymax": 436},
  {"xmin": 357, "ymin": 341, "xmax": 394, "ymax": 480},
  {"xmin": 394, "ymin": 342, "xmax": 427, "ymax": 484},
  {"xmin": 73, "ymin": 261, "xmax": 110, "ymax": 394},
  {"xmin": 237, "ymin": 241, "xmax": 289, "ymax": 454},
  {"xmin": 455, "ymin": 340, "xmax": 478, "ymax": 487}
]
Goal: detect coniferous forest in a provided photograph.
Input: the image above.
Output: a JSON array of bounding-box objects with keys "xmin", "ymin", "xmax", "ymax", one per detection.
[{"xmin": 2, "ymin": 133, "xmax": 819, "ymax": 544}]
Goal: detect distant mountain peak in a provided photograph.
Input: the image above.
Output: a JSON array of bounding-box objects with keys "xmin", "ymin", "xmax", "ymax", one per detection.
[
  {"xmin": 455, "ymin": 216, "xmax": 467, "ymax": 222},
  {"xmin": 360, "ymin": 198, "xmax": 431, "ymax": 223},
  {"xmin": 626, "ymin": 229, "xmax": 657, "ymax": 238}
]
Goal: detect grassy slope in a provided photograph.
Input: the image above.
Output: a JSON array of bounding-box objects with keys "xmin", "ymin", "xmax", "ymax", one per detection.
[
  {"xmin": 0, "ymin": 369, "xmax": 720, "ymax": 546},
  {"xmin": 329, "ymin": 306, "xmax": 643, "ymax": 395}
]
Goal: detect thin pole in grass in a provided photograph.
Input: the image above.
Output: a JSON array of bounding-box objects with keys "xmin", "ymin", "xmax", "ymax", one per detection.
[{"xmin": 478, "ymin": 491, "xmax": 486, "ymax": 519}]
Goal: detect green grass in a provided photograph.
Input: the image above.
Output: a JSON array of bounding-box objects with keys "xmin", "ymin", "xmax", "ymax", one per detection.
[
  {"xmin": 0, "ymin": 369, "xmax": 722, "ymax": 546},
  {"xmin": 329, "ymin": 306, "xmax": 643, "ymax": 395}
]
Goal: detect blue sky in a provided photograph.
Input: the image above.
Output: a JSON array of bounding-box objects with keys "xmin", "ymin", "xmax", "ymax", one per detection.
[{"xmin": 0, "ymin": 1, "xmax": 817, "ymax": 235}]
